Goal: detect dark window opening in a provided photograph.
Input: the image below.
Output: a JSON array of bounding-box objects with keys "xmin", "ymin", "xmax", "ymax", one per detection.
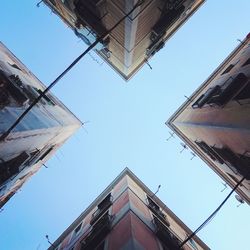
[
  {"xmin": 242, "ymin": 58, "xmax": 250, "ymax": 67},
  {"xmin": 74, "ymin": 223, "xmax": 82, "ymax": 234},
  {"xmin": 221, "ymin": 64, "xmax": 234, "ymax": 75},
  {"xmin": 90, "ymin": 193, "xmax": 112, "ymax": 225}
]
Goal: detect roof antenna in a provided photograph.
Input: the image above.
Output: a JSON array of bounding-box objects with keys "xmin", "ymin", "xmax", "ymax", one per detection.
[
  {"xmin": 220, "ymin": 182, "xmax": 227, "ymax": 192},
  {"xmin": 237, "ymin": 39, "xmax": 245, "ymax": 45},
  {"xmin": 36, "ymin": 0, "xmax": 44, "ymax": 7},
  {"xmin": 82, "ymin": 121, "xmax": 90, "ymax": 134},
  {"xmin": 145, "ymin": 59, "xmax": 152, "ymax": 70},
  {"xmin": 190, "ymin": 152, "xmax": 196, "ymax": 160},
  {"xmin": 166, "ymin": 131, "xmax": 175, "ymax": 141},
  {"xmin": 43, "ymin": 164, "xmax": 48, "ymax": 168},
  {"xmin": 45, "ymin": 235, "xmax": 56, "ymax": 248},
  {"xmin": 184, "ymin": 95, "xmax": 192, "ymax": 102},
  {"xmin": 151, "ymin": 185, "xmax": 161, "ymax": 198},
  {"xmin": 180, "ymin": 143, "xmax": 188, "ymax": 153}
]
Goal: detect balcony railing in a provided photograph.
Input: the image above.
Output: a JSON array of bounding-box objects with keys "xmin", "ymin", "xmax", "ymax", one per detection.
[
  {"xmin": 0, "ymin": 152, "xmax": 30, "ymax": 185},
  {"xmin": 153, "ymin": 216, "xmax": 182, "ymax": 250},
  {"xmin": 192, "ymin": 73, "xmax": 249, "ymax": 108},
  {"xmin": 81, "ymin": 212, "xmax": 112, "ymax": 250},
  {"xmin": 147, "ymin": 197, "xmax": 170, "ymax": 227},
  {"xmin": 90, "ymin": 194, "xmax": 113, "ymax": 225}
]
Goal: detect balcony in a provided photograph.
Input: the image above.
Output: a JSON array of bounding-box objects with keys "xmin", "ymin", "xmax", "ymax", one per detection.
[
  {"xmin": 195, "ymin": 141, "xmax": 250, "ymax": 180},
  {"xmin": 90, "ymin": 193, "xmax": 113, "ymax": 225},
  {"xmin": 147, "ymin": 196, "xmax": 170, "ymax": 226},
  {"xmin": 195, "ymin": 141, "xmax": 224, "ymax": 164},
  {"xmin": 0, "ymin": 152, "xmax": 30, "ymax": 185},
  {"xmin": 0, "ymin": 71, "xmax": 29, "ymax": 107},
  {"xmin": 153, "ymin": 216, "xmax": 182, "ymax": 250},
  {"xmin": 81, "ymin": 212, "xmax": 112, "ymax": 250},
  {"xmin": 211, "ymin": 147, "xmax": 250, "ymax": 180},
  {"xmin": 74, "ymin": 0, "xmax": 107, "ymax": 38},
  {"xmin": 192, "ymin": 73, "xmax": 249, "ymax": 108}
]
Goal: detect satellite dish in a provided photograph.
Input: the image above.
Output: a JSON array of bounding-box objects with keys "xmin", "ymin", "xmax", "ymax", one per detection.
[{"xmin": 235, "ymin": 194, "xmax": 245, "ymax": 207}]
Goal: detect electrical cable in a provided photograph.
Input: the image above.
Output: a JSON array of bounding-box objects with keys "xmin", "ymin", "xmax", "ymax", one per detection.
[
  {"xmin": 0, "ymin": 0, "xmax": 145, "ymax": 142},
  {"xmin": 180, "ymin": 176, "xmax": 245, "ymax": 248}
]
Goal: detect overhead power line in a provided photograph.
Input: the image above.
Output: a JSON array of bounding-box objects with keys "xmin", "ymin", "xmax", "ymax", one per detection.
[
  {"xmin": 0, "ymin": 0, "xmax": 145, "ymax": 142},
  {"xmin": 180, "ymin": 176, "xmax": 245, "ymax": 248}
]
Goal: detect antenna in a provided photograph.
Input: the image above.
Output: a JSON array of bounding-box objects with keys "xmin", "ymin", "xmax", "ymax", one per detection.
[
  {"xmin": 36, "ymin": 0, "xmax": 44, "ymax": 7},
  {"xmin": 184, "ymin": 95, "xmax": 191, "ymax": 102},
  {"xmin": 145, "ymin": 59, "xmax": 152, "ymax": 70},
  {"xmin": 190, "ymin": 152, "xmax": 196, "ymax": 160},
  {"xmin": 82, "ymin": 121, "xmax": 90, "ymax": 134},
  {"xmin": 43, "ymin": 164, "xmax": 48, "ymax": 168},
  {"xmin": 45, "ymin": 235, "xmax": 56, "ymax": 248},
  {"xmin": 180, "ymin": 143, "xmax": 188, "ymax": 153},
  {"xmin": 235, "ymin": 194, "xmax": 245, "ymax": 207},
  {"xmin": 220, "ymin": 182, "xmax": 227, "ymax": 192},
  {"xmin": 151, "ymin": 185, "xmax": 161, "ymax": 198},
  {"xmin": 237, "ymin": 39, "xmax": 245, "ymax": 45},
  {"xmin": 166, "ymin": 131, "xmax": 175, "ymax": 141}
]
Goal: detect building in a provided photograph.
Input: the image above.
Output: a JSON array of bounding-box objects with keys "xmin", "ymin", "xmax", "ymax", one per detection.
[
  {"xmin": 0, "ymin": 42, "xmax": 82, "ymax": 208},
  {"xmin": 48, "ymin": 168, "xmax": 209, "ymax": 250},
  {"xmin": 43, "ymin": 0, "xmax": 205, "ymax": 80},
  {"xmin": 167, "ymin": 33, "xmax": 250, "ymax": 204}
]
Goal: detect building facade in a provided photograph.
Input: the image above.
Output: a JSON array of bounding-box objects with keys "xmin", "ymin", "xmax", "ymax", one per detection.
[
  {"xmin": 49, "ymin": 168, "xmax": 209, "ymax": 250},
  {"xmin": 43, "ymin": 0, "xmax": 205, "ymax": 80},
  {"xmin": 0, "ymin": 42, "xmax": 82, "ymax": 208},
  {"xmin": 167, "ymin": 33, "xmax": 250, "ymax": 204}
]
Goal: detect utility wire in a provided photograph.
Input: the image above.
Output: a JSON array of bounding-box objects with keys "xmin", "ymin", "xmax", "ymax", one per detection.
[
  {"xmin": 180, "ymin": 176, "xmax": 245, "ymax": 248},
  {"xmin": 0, "ymin": 0, "xmax": 145, "ymax": 142}
]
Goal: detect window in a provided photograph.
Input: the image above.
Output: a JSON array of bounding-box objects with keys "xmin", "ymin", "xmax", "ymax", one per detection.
[
  {"xmin": 70, "ymin": 222, "xmax": 83, "ymax": 243},
  {"xmin": 72, "ymin": 222, "xmax": 82, "ymax": 238},
  {"xmin": 221, "ymin": 64, "xmax": 234, "ymax": 75},
  {"xmin": 242, "ymin": 58, "xmax": 250, "ymax": 67}
]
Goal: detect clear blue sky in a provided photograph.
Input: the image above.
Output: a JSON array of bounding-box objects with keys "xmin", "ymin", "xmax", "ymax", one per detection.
[{"xmin": 0, "ymin": 1, "xmax": 250, "ymax": 249}]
